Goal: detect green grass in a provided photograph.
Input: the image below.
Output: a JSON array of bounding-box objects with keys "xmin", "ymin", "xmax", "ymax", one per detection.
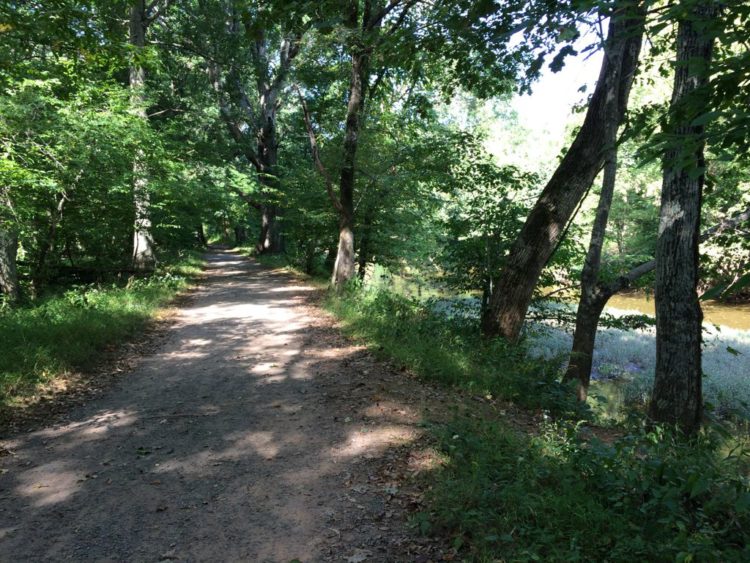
[
  {"xmin": 325, "ymin": 287, "xmax": 584, "ymax": 417},
  {"xmin": 325, "ymin": 287, "xmax": 750, "ymax": 561},
  {"xmin": 0, "ymin": 250, "xmax": 203, "ymax": 405}
]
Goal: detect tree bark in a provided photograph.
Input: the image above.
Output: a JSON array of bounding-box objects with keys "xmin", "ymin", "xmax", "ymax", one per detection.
[
  {"xmin": 0, "ymin": 227, "xmax": 20, "ymax": 304},
  {"xmin": 324, "ymin": 244, "xmax": 337, "ymax": 273},
  {"xmin": 33, "ymin": 192, "xmax": 66, "ymax": 292},
  {"xmin": 481, "ymin": 1, "xmax": 645, "ymax": 341},
  {"xmin": 209, "ymin": 26, "xmax": 300, "ymax": 255},
  {"xmin": 649, "ymin": 1, "xmax": 717, "ymax": 435},
  {"xmin": 196, "ymin": 224, "xmax": 207, "ymax": 246},
  {"xmin": 563, "ymin": 148, "xmax": 618, "ymax": 400},
  {"xmin": 130, "ymin": 0, "xmax": 156, "ymax": 272},
  {"xmin": 234, "ymin": 225, "xmax": 247, "ymax": 245},
  {"xmin": 253, "ymin": 34, "xmax": 284, "ymax": 254},
  {"xmin": 332, "ymin": 3, "xmax": 369, "ymax": 288},
  {"xmin": 357, "ymin": 206, "xmax": 374, "ymax": 280},
  {"xmin": 561, "ymin": 202, "xmax": 750, "ymax": 399}
]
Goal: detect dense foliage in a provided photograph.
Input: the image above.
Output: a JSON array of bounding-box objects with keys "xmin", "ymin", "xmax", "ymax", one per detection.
[{"xmin": 2, "ymin": 0, "xmax": 749, "ymax": 558}]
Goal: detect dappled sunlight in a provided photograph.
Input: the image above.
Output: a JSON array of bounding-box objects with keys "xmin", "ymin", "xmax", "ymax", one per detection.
[
  {"xmin": 163, "ymin": 348, "xmax": 210, "ymax": 361},
  {"xmin": 34, "ymin": 409, "xmax": 138, "ymax": 444},
  {"xmin": 0, "ymin": 249, "xmax": 434, "ymax": 561},
  {"xmin": 269, "ymin": 285, "xmax": 316, "ymax": 293},
  {"xmin": 362, "ymin": 400, "xmax": 421, "ymax": 424}
]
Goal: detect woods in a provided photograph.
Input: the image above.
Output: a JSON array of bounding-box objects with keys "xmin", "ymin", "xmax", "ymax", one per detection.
[{"xmin": 2, "ymin": 0, "xmax": 750, "ymax": 559}]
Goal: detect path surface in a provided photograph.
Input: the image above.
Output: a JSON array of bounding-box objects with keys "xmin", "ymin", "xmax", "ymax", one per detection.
[{"xmin": 0, "ymin": 249, "xmax": 444, "ymax": 562}]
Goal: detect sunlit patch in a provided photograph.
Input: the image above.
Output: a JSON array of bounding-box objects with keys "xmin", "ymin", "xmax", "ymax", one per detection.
[
  {"xmin": 332, "ymin": 425, "xmax": 418, "ymax": 460},
  {"xmin": 260, "ymin": 375, "xmax": 288, "ymax": 384},
  {"xmin": 407, "ymin": 447, "xmax": 446, "ymax": 474},
  {"xmin": 268, "ymin": 286, "xmax": 316, "ymax": 293},
  {"xmin": 15, "ymin": 462, "xmax": 82, "ymax": 507},
  {"xmin": 303, "ymin": 346, "xmax": 363, "ymax": 360},
  {"xmin": 34, "ymin": 410, "xmax": 138, "ymax": 444},
  {"xmin": 164, "ymin": 349, "xmax": 209, "ymax": 361},
  {"xmin": 154, "ymin": 431, "xmax": 282, "ymax": 474},
  {"xmin": 252, "ymin": 362, "xmax": 285, "ymax": 374},
  {"xmin": 184, "ymin": 338, "xmax": 212, "ymax": 347},
  {"xmin": 362, "ymin": 401, "xmax": 419, "ymax": 423},
  {"xmin": 281, "ymin": 349, "xmax": 301, "ymax": 357}
]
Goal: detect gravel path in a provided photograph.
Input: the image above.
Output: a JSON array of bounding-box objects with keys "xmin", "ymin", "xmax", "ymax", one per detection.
[{"xmin": 0, "ymin": 249, "xmax": 444, "ymax": 562}]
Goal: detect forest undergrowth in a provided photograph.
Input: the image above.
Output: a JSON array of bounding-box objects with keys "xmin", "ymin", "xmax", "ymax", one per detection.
[
  {"xmin": 325, "ymin": 286, "xmax": 750, "ymax": 561},
  {"xmin": 0, "ymin": 251, "xmax": 203, "ymax": 407}
]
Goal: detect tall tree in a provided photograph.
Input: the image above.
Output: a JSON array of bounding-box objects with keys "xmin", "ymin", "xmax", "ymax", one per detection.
[
  {"xmin": 649, "ymin": 0, "xmax": 718, "ymax": 434},
  {"xmin": 0, "ymin": 188, "xmax": 20, "ymax": 304},
  {"xmin": 481, "ymin": 1, "xmax": 646, "ymax": 341},
  {"xmin": 300, "ymin": 0, "xmax": 417, "ymax": 287},
  {"xmin": 331, "ymin": 0, "xmax": 372, "ymax": 286},
  {"xmin": 129, "ymin": 0, "xmax": 164, "ymax": 271},
  {"xmin": 563, "ymin": 146, "xmax": 619, "ymax": 401},
  {"xmin": 203, "ymin": 1, "xmax": 303, "ymax": 253}
]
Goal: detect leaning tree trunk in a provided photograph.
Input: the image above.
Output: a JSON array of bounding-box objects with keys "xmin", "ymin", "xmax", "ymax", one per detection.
[
  {"xmin": 561, "ymin": 202, "xmax": 750, "ymax": 400},
  {"xmin": 0, "ymin": 227, "xmax": 20, "ymax": 304},
  {"xmin": 481, "ymin": 1, "xmax": 645, "ymax": 341},
  {"xmin": 130, "ymin": 0, "xmax": 156, "ymax": 272},
  {"xmin": 563, "ymin": 147, "xmax": 618, "ymax": 401},
  {"xmin": 649, "ymin": 2, "xmax": 717, "ymax": 435}
]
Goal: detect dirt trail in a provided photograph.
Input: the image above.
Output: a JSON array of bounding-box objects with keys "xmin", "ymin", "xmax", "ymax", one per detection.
[{"xmin": 0, "ymin": 249, "xmax": 446, "ymax": 562}]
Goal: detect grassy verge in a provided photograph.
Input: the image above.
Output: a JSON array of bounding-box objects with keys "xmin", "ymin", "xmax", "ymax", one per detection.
[
  {"xmin": 0, "ymin": 250, "xmax": 203, "ymax": 406},
  {"xmin": 324, "ymin": 287, "xmax": 583, "ymax": 417},
  {"xmin": 325, "ymin": 287, "xmax": 750, "ymax": 561},
  {"xmin": 233, "ymin": 244, "xmax": 330, "ymax": 288}
]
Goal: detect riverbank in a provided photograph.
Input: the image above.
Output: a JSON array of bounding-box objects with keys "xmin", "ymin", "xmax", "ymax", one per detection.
[
  {"xmin": 324, "ymin": 286, "xmax": 750, "ymax": 561},
  {"xmin": 430, "ymin": 295, "xmax": 750, "ymax": 420},
  {"xmin": 527, "ymin": 305, "xmax": 750, "ymax": 419}
]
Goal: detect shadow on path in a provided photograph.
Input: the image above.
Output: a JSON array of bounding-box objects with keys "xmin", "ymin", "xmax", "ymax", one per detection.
[{"xmin": 0, "ymin": 249, "xmax": 443, "ymax": 562}]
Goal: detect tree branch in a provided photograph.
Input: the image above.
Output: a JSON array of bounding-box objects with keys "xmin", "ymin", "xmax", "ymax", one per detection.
[
  {"xmin": 601, "ymin": 205, "xmax": 750, "ymax": 297},
  {"xmin": 295, "ymin": 86, "xmax": 343, "ymax": 214},
  {"xmin": 367, "ymin": 0, "xmax": 407, "ymax": 30}
]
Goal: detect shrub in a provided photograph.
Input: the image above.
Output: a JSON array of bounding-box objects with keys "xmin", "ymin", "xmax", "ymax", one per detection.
[{"xmin": 423, "ymin": 417, "xmax": 750, "ymax": 561}]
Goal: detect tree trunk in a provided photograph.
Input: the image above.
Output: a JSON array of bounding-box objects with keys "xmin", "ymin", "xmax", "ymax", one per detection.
[
  {"xmin": 481, "ymin": 2, "xmax": 645, "ymax": 341},
  {"xmin": 255, "ymin": 77, "xmax": 284, "ymax": 254},
  {"xmin": 130, "ymin": 0, "xmax": 156, "ymax": 272},
  {"xmin": 357, "ymin": 207, "xmax": 374, "ymax": 280},
  {"xmin": 649, "ymin": 2, "xmax": 717, "ymax": 435},
  {"xmin": 324, "ymin": 243, "xmax": 337, "ymax": 273},
  {"xmin": 256, "ymin": 204, "xmax": 283, "ymax": 254},
  {"xmin": 563, "ymin": 119, "xmax": 619, "ymax": 400},
  {"xmin": 332, "ymin": 5, "xmax": 369, "ymax": 288},
  {"xmin": 234, "ymin": 225, "xmax": 247, "ymax": 245},
  {"xmin": 196, "ymin": 224, "xmax": 207, "ymax": 246},
  {"xmin": 33, "ymin": 192, "xmax": 66, "ymax": 292},
  {"xmin": 333, "ymin": 212, "xmax": 356, "ymax": 288},
  {"xmin": 304, "ymin": 239, "xmax": 317, "ymax": 275},
  {"xmin": 0, "ymin": 227, "xmax": 20, "ymax": 304},
  {"xmin": 561, "ymin": 203, "xmax": 749, "ymax": 400},
  {"xmin": 565, "ymin": 294, "xmax": 609, "ymax": 399}
]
